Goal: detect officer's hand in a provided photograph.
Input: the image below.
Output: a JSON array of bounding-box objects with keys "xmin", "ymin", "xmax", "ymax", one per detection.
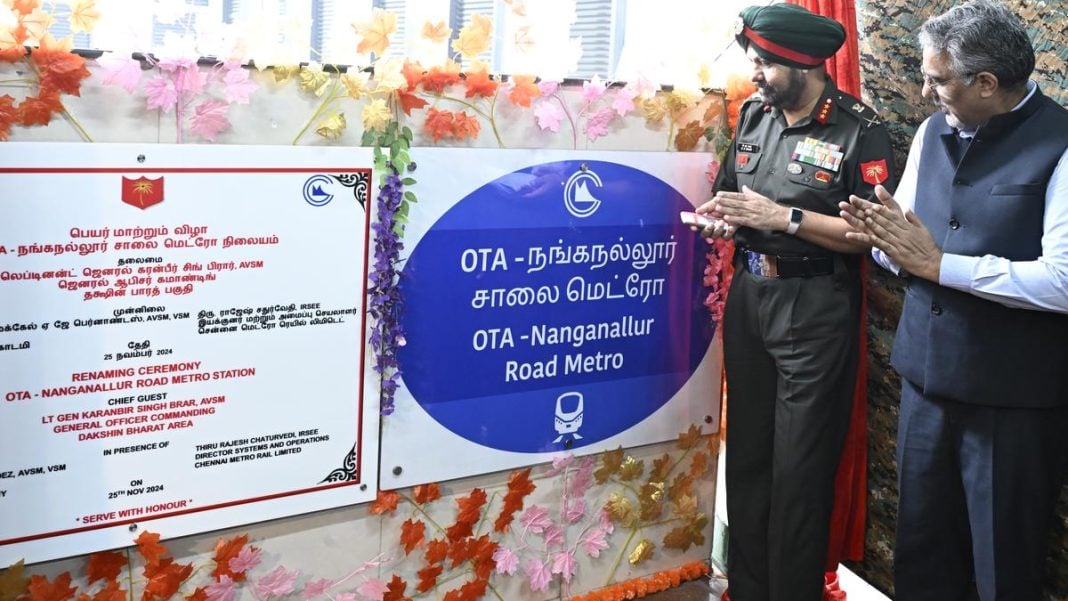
[
  {"xmin": 713, "ymin": 186, "xmax": 791, "ymax": 232},
  {"xmin": 693, "ymin": 200, "xmax": 733, "ymax": 239},
  {"xmin": 845, "ymin": 186, "xmax": 943, "ymax": 282}
]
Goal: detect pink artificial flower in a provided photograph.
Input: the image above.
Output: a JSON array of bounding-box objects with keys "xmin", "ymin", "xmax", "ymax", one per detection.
[
  {"xmin": 611, "ymin": 86, "xmax": 637, "ymax": 117},
  {"xmin": 190, "ymin": 99, "xmax": 231, "ymax": 141},
  {"xmin": 144, "ymin": 75, "xmax": 178, "ymax": 112},
  {"xmin": 228, "ymin": 546, "xmax": 262, "ymax": 575},
  {"xmin": 580, "ymin": 76, "xmax": 607, "ymax": 108},
  {"xmin": 542, "ymin": 523, "xmax": 564, "ymax": 548},
  {"xmin": 523, "ymin": 558, "xmax": 552, "ymax": 592},
  {"xmin": 538, "ymin": 79, "xmax": 560, "ymax": 96},
  {"xmin": 223, "ymin": 67, "xmax": 257, "ymax": 105},
  {"xmin": 520, "ymin": 505, "xmax": 552, "ymax": 533},
  {"xmin": 301, "ymin": 578, "xmax": 333, "ymax": 600},
  {"xmin": 534, "ymin": 99, "xmax": 565, "ymax": 133},
  {"xmin": 584, "ymin": 107, "xmax": 616, "ymax": 142},
  {"xmin": 356, "ymin": 579, "xmax": 389, "ymax": 601},
  {"xmin": 564, "ymin": 499, "xmax": 586, "ymax": 524},
  {"xmin": 205, "ymin": 576, "xmax": 236, "ymax": 601},
  {"xmin": 255, "ymin": 566, "xmax": 299, "ymax": 599},
  {"xmin": 97, "ymin": 56, "xmax": 143, "ymax": 94},
  {"xmin": 550, "ymin": 550, "xmax": 577, "ymax": 582},
  {"xmin": 492, "ymin": 547, "xmax": 519, "ymax": 576}
]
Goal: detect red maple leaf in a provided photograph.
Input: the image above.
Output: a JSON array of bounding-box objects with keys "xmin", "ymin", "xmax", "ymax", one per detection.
[
  {"xmin": 424, "ymin": 108, "xmax": 455, "ymax": 143},
  {"xmin": 86, "ymin": 580, "xmax": 126, "ymax": 601},
  {"xmin": 134, "ymin": 531, "xmax": 168, "ymax": 567},
  {"xmin": 184, "ymin": 588, "xmax": 207, "ymax": 601},
  {"xmin": 421, "ymin": 61, "xmax": 461, "ymax": 94},
  {"xmin": 445, "ymin": 488, "xmax": 487, "ymax": 542},
  {"xmin": 382, "ymin": 576, "xmax": 410, "ymax": 601},
  {"xmin": 401, "ymin": 60, "xmax": 424, "ymax": 91},
  {"xmin": 464, "ymin": 68, "xmax": 498, "ymax": 98},
  {"xmin": 494, "ymin": 468, "xmax": 535, "ymax": 532},
  {"xmin": 445, "ymin": 537, "xmax": 469, "ymax": 569},
  {"xmin": 396, "ymin": 90, "xmax": 427, "ymax": 116},
  {"xmin": 370, "ymin": 490, "xmax": 401, "ymax": 515},
  {"xmin": 86, "ymin": 551, "xmax": 127, "ymax": 585},
  {"xmin": 141, "ymin": 558, "xmax": 192, "ymax": 601},
  {"xmin": 414, "ymin": 565, "xmax": 442, "ymax": 594},
  {"xmin": 424, "ymin": 538, "xmax": 448, "ymax": 565},
  {"xmin": 412, "ymin": 483, "xmax": 441, "ymax": 505},
  {"xmin": 467, "ymin": 535, "xmax": 497, "ymax": 581},
  {"xmin": 399, "ymin": 519, "xmax": 426, "ymax": 555},
  {"xmin": 0, "ymin": 28, "xmax": 28, "ymax": 63},
  {"xmin": 17, "ymin": 90, "xmax": 63, "ymax": 126},
  {"xmin": 442, "ymin": 579, "xmax": 487, "ymax": 601},
  {"xmin": 31, "ymin": 47, "xmax": 90, "ymax": 96},
  {"xmin": 26, "ymin": 573, "xmax": 77, "ymax": 601},
  {"xmin": 211, "ymin": 534, "xmax": 248, "ymax": 581}
]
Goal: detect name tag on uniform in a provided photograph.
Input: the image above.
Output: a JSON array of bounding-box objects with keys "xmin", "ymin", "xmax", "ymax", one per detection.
[
  {"xmin": 737, "ymin": 142, "xmax": 760, "ymax": 153},
  {"xmin": 792, "ymin": 137, "xmax": 844, "ymax": 172}
]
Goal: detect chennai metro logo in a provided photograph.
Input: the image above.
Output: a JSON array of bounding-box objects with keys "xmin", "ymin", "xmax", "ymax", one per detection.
[
  {"xmin": 563, "ymin": 167, "xmax": 604, "ymax": 218},
  {"xmin": 121, "ymin": 176, "xmax": 165, "ymax": 209}
]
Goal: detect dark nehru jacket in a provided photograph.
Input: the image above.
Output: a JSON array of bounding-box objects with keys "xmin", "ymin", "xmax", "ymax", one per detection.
[{"xmin": 892, "ymin": 87, "xmax": 1068, "ymax": 408}]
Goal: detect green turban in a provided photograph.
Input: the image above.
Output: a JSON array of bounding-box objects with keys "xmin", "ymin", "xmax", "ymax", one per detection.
[{"xmin": 735, "ymin": 4, "xmax": 846, "ymax": 69}]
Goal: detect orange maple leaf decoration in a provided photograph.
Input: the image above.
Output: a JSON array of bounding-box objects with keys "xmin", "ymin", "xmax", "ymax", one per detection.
[
  {"xmin": 396, "ymin": 90, "xmax": 428, "ymax": 117},
  {"xmin": 370, "ymin": 490, "xmax": 401, "ymax": 515},
  {"xmin": 414, "ymin": 564, "xmax": 443, "ymax": 594},
  {"xmin": 399, "ymin": 519, "xmax": 426, "ymax": 555},
  {"xmin": 142, "ymin": 558, "xmax": 193, "ymax": 601},
  {"xmin": 354, "ymin": 8, "xmax": 396, "ymax": 56},
  {"xmin": 424, "ymin": 538, "xmax": 448, "ymax": 565},
  {"xmin": 0, "ymin": 27, "xmax": 28, "ymax": 62},
  {"xmin": 134, "ymin": 531, "xmax": 168, "ymax": 567},
  {"xmin": 184, "ymin": 588, "xmax": 208, "ymax": 601},
  {"xmin": 79, "ymin": 580, "xmax": 125, "ymax": 601},
  {"xmin": 401, "ymin": 60, "xmax": 424, "ymax": 91},
  {"xmin": 26, "ymin": 573, "xmax": 77, "ymax": 601},
  {"xmin": 86, "ymin": 551, "xmax": 127, "ymax": 584},
  {"xmin": 452, "ymin": 112, "xmax": 480, "ymax": 141},
  {"xmin": 16, "ymin": 90, "xmax": 62, "ymax": 126},
  {"xmin": 382, "ymin": 575, "xmax": 411, "ymax": 601},
  {"xmin": 421, "ymin": 61, "xmax": 462, "ymax": 94},
  {"xmin": 493, "ymin": 467, "xmax": 536, "ymax": 532},
  {"xmin": 420, "ymin": 20, "xmax": 450, "ymax": 44},
  {"xmin": 31, "ymin": 44, "xmax": 90, "ymax": 96},
  {"xmin": 211, "ymin": 534, "xmax": 249, "ymax": 581},
  {"xmin": 445, "ymin": 488, "xmax": 487, "ymax": 542},
  {"xmin": 1, "ymin": 94, "xmax": 21, "ymax": 140},
  {"xmin": 507, "ymin": 74, "xmax": 540, "ymax": 108},
  {"xmin": 675, "ymin": 120, "xmax": 704, "ymax": 152},
  {"xmin": 568, "ymin": 561, "xmax": 710, "ymax": 601},
  {"xmin": 10, "ymin": 0, "xmax": 43, "ymax": 15},
  {"xmin": 412, "ymin": 483, "xmax": 441, "ymax": 504},
  {"xmin": 463, "ymin": 67, "xmax": 498, "ymax": 99},
  {"xmin": 425, "ymin": 108, "xmax": 455, "ymax": 142}
]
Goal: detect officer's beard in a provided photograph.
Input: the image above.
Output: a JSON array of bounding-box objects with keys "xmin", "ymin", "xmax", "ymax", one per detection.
[{"xmin": 758, "ymin": 68, "xmax": 808, "ymax": 111}]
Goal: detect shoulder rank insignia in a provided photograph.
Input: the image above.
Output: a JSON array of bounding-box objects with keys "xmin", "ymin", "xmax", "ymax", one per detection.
[
  {"xmin": 851, "ymin": 102, "xmax": 865, "ymax": 114},
  {"xmin": 815, "ymin": 97, "xmax": 834, "ymax": 124}
]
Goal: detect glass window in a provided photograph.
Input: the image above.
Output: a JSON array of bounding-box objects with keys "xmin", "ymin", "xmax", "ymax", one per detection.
[{"xmin": 29, "ymin": 0, "xmax": 764, "ymax": 84}]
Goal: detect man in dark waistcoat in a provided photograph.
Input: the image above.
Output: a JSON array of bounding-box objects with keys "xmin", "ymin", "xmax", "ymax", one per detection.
[
  {"xmin": 695, "ymin": 4, "xmax": 896, "ymax": 600},
  {"xmin": 841, "ymin": 1, "xmax": 1068, "ymax": 598}
]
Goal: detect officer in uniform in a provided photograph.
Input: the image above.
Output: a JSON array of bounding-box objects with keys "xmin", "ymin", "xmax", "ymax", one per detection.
[{"xmin": 696, "ymin": 5, "xmax": 896, "ymax": 601}]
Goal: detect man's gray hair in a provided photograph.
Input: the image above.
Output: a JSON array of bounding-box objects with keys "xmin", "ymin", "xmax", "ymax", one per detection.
[{"xmin": 919, "ymin": 0, "xmax": 1034, "ymax": 90}]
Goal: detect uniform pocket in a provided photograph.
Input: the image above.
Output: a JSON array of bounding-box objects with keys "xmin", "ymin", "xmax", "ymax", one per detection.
[
  {"xmin": 734, "ymin": 151, "xmax": 761, "ymax": 174},
  {"xmin": 991, "ymin": 183, "xmax": 1043, "ymax": 196}
]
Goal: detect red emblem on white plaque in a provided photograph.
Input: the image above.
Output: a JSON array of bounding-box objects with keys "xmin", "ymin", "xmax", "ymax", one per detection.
[{"xmin": 121, "ymin": 176, "xmax": 164, "ymax": 209}]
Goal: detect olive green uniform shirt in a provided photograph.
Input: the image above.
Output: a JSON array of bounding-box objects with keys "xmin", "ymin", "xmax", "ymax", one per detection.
[{"xmin": 714, "ymin": 78, "xmax": 897, "ymax": 257}]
